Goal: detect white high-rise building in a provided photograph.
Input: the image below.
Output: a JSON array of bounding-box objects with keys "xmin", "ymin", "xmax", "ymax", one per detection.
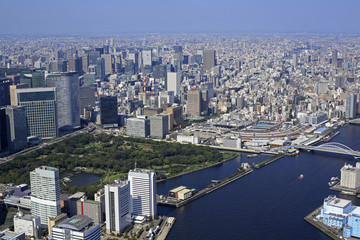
[
  {"xmin": 142, "ymin": 49, "xmax": 152, "ymax": 66},
  {"xmin": 30, "ymin": 166, "xmax": 61, "ymax": 226},
  {"xmin": 105, "ymin": 180, "xmax": 131, "ymax": 234},
  {"xmin": 340, "ymin": 163, "xmax": 360, "ymax": 189},
  {"xmin": 167, "ymin": 72, "xmax": 181, "ymax": 96},
  {"xmin": 128, "ymin": 169, "xmax": 156, "ymax": 219}
]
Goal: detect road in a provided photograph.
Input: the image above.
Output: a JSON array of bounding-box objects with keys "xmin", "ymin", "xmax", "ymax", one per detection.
[{"xmin": 0, "ymin": 123, "xmax": 97, "ymax": 164}]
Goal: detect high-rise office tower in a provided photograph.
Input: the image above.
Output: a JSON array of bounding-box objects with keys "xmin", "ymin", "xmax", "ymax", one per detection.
[
  {"xmin": 105, "ymin": 180, "xmax": 131, "ymax": 234},
  {"xmin": 203, "ymin": 50, "xmax": 216, "ymax": 71},
  {"xmin": 142, "ymin": 49, "xmax": 152, "ymax": 67},
  {"xmin": 81, "ymin": 55, "xmax": 89, "ymax": 73},
  {"xmin": 88, "ymin": 51, "xmax": 101, "ymax": 65},
  {"xmin": 150, "ymin": 114, "xmax": 168, "ymax": 139},
  {"xmin": 126, "ymin": 117, "xmax": 150, "ymax": 138},
  {"xmin": 124, "ymin": 60, "xmax": 135, "ymax": 76},
  {"xmin": 167, "ymin": 72, "xmax": 181, "ymax": 96},
  {"xmin": 293, "ymin": 54, "xmax": 298, "ymax": 66},
  {"xmin": 20, "ymin": 70, "xmax": 45, "ymax": 88},
  {"xmin": 346, "ymin": 94, "xmax": 357, "ymax": 119},
  {"xmin": 187, "ymin": 90, "xmax": 202, "ymax": 116},
  {"xmin": 79, "ymin": 86, "xmax": 96, "ymax": 117},
  {"xmin": 57, "ymin": 60, "xmax": 68, "ymax": 73},
  {"xmin": 0, "ymin": 78, "xmax": 10, "ymax": 107},
  {"xmin": 16, "ymin": 87, "xmax": 58, "ymax": 138},
  {"xmin": 30, "ymin": 166, "xmax": 61, "ymax": 226},
  {"xmin": 335, "ymin": 76, "xmax": 344, "ymax": 89},
  {"xmin": 128, "ymin": 169, "xmax": 157, "ymax": 219},
  {"xmin": 0, "ymin": 106, "xmax": 27, "ymax": 153},
  {"xmin": 68, "ymin": 57, "xmax": 83, "ymax": 74},
  {"xmin": 45, "ymin": 72, "xmax": 80, "ymax": 131},
  {"xmin": 99, "ymin": 96, "xmax": 118, "ymax": 128},
  {"xmin": 96, "ymin": 58, "xmax": 105, "ymax": 80},
  {"xmin": 101, "ymin": 54, "xmax": 113, "ymax": 75},
  {"xmin": 0, "ymin": 108, "xmax": 7, "ymax": 152},
  {"xmin": 173, "ymin": 46, "xmax": 183, "ymax": 62},
  {"xmin": 332, "ymin": 50, "xmax": 338, "ymax": 63},
  {"xmin": 128, "ymin": 52, "xmax": 139, "ymax": 73}
]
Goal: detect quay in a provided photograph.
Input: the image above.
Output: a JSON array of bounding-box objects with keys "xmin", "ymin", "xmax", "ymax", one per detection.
[
  {"xmin": 253, "ymin": 153, "xmax": 285, "ymax": 169},
  {"xmin": 157, "ymin": 168, "xmax": 253, "ymax": 208},
  {"xmin": 304, "ymin": 206, "xmax": 343, "ymax": 240},
  {"xmin": 156, "ymin": 217, "xmax": 176, "ymax": 240}
]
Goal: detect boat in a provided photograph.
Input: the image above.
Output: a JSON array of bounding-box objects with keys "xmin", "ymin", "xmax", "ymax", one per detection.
[
  {"xmin": 299, "ymin": 174, "xmax": 304, "ymax": 179},
  {"xmin": 211, "ymin": 180, "xmax": 219, "ymax": 183},
  {"xmin": 328, "ymin": 177, "xmax": 340, "ymax": 187},
  {"xmin": 247, "ymin": 154, "xmax": 258, "ymax": 158},
  {"xmin": 341, "ymin": 191, "xmax": 356, "ymax": 196}
]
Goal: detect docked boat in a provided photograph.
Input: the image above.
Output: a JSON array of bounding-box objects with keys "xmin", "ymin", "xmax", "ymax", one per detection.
[
  {"xmin": 328, "ymin": 177, "xmax": 340, "ymax": 187},
  {"xmin": 341, "ymin": 191, "xmax": 356, "ymax": 196}
]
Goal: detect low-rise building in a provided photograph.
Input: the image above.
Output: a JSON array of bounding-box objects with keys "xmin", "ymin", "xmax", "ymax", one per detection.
[
  {"xmin": 13, "ymin": 212, "xmax": 40, "ymax": 238},
  {"xmin": 76, "ymin": 199, "xmax": 102, "ymax": 224},
  {"xmin": 0, "ymin": 229, "xmax": 25, "ymax": 240},
  {"xmin": 52, "ymin": 215, "xmax": 100, "ymax": 240}
]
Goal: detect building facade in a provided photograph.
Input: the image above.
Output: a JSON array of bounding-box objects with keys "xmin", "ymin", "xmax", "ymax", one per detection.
[
  {"xmin": 105, "ymin": 180, "xmax": 131, "ymax": 234},
  {"xmin": 99, "ymin": 96, "xmax": 118, "ymax": 128},
  {"xmin": 128, "ymin": 169, "xmax": 156, "ymax": 219},
  {"xmin": 30, "ymin": 166, "xmax": 61, "ymax": 226},
  {"xmin": 45, "ymin": 72, "xmax": 80, "ymax": 131},
  {"xmin": 16, "ymin": 87, "xmax": 58, "ymax": 138},
  {"xmin": 126, "ymin": 117, "xmax": 150, "ymax": 138},
  {"xmin": 52, "ymin": 215, "xmax": 100, "ymax": 240},
  {"xmin": 150, "ymin": 114, "xmax": 168, "ymax": 139}
]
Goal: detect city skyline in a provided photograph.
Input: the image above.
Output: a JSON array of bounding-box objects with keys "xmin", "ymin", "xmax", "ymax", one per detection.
[{"xmin": 1, "ymin": 0, "xmax": 360, "ymax": 35}]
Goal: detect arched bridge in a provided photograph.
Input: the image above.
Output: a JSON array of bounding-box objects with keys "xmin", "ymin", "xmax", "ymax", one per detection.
[{"xmin": 295, "ymin": 142, "xmax": 360, "ymax": 158}]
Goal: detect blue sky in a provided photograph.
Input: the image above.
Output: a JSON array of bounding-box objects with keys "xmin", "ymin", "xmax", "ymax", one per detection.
[{"xmin": 1, "ymin": 0, "xmax": 360, "ymax": 34}]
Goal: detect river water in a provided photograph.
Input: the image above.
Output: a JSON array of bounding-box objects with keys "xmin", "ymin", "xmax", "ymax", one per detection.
[{"xmin": 157, "ymin": 125, "xmax": 360, "ymax": 240}]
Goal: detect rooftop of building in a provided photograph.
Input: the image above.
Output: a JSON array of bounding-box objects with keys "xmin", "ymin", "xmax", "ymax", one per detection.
[
  {"xmin": 328, "ymin": 197, "xmax": 351, "ymax": 208},
  {"xmin": 129, "ymin": 168, "xmax": 155, "ymax": 174},
  {"xmin": 36, "ymin": 166, "xmax": 58, "ymax": 172},
  {"xmin": 55, "ymin": 215, "xmax": 96, "ymax": 232},
  {"xmin": 169, "ymin": 186, "xmax": 187, "ymax": 193},
  {"xmin": 68, "ymin": 192, "xmax": 86, "ymax": 199},
  {"xmin": 108, "ymin": 179, "xmax": 128, "ymax": 188}
]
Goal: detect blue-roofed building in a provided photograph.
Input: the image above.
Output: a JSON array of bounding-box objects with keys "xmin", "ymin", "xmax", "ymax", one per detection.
[{"xmin": 345, "ymin": 207, "xmax": 360, "ymax": 238}]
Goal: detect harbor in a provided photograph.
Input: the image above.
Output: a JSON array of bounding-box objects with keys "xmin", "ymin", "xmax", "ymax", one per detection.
[{"xmin": 157, "ymin": 167, "xmax": 253, "ymax": 208}]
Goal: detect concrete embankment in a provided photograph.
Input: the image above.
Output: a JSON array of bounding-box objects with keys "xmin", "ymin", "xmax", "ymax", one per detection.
[
  {"xmin": 157, "ymin": 168, "xmax": 253, "ymax": 208},
  {"xmin": 253, "ymin": 153, "xmax": 285, "ymax": 169},
  {"xmin": 304, "ymin": 206, "xmax": 342, "ymax": 240}
]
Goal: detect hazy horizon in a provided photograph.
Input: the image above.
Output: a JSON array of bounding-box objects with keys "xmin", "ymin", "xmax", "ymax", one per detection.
[{"xmin": 1, "ymin": 0, "xmax": 360, "ymax": 35}]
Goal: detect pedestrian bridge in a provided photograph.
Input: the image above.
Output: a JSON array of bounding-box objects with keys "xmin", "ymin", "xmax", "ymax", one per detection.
[{"xmin": 295, "ymin": 142, "xmax": 360, "ymax": 158}]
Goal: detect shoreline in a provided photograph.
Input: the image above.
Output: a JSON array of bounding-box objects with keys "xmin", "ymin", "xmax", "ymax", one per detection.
[{"xmin": 156, "ymin": 153, "xmax": 239, "ymax": 183}]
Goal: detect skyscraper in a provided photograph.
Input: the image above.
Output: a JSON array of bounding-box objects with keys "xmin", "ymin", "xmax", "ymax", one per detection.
[
  {"xmin": 45, "ymin": 72, "xmax": 80, "ymax": 131},
  {"xmin": 150, "ymin": 114, "xmax": 169, "ymax": 139},
  {"xmin": 142, "ymin": 49, "xmax": 152, "ymax": 67},
  {"xmin": 128, "ymin": 169, "xmax": 156, "ymax": 219},
  {"xmin": 99, "ymin": 96, "xmax": 118, "ymax": 128},
  {"xmin": 96, "ymin": 58, "xmax": 105, "ymax": 80},
  {"xmin": 101, "ymin": 54, "xmax": 113, "ymax": 75},
  {"xmin": 1, "ymin": 105, "xmax": 27, "ymax": 153},
  {"xmin": 167, "ymin": 72, "xmax": 181, "ymax": 96},
  {"xmin": 187, "ymin": 90, "xmax": 201, "ymax": 116},
  {"xmin": 173, "ymin": 46, "xmax": 183, "ymax": 62},
  {"xmin": 88, "ymin": 51, "xmax": 101, "ymax": 65},
  {"xmin": 346, "ymin": 94, "xmax": 357, "ymax": 119},
  {"xmin": 30, "ymin": 166, "xmax": 61, "ymax": 226},
  {"xmin": 16, "ymin": 87, "xmax": 58, "ymax": 138},
  {"xmin": 105, "ymin": 180, "xmax": 131, "ymax": 234},
  {"xmin": 0, "ymin": 78, "xmax": 10, "ymax": 107},
  {"xmin": 68, "ymin": 57, "xmax": 83, "ymax": 74},
  {"xmin": 203, "ymin": 50, "xmax": 216, "ymax": 71},
  {"xmin": 128, "ymin": 52, "xmax": 139, "ymax": 73}
]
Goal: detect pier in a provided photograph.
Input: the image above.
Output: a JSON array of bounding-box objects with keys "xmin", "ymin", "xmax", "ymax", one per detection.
[
  {"xmin": 157, "ymin": 168, "xmax": 253, "ymax": 208},
  {"xmin": 253, "ymin": 153, "xmax": 285, "ymax": 169},
  {"xmin": 304, "ymin": 206, "xmax": 343, "ymax": 240}
]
